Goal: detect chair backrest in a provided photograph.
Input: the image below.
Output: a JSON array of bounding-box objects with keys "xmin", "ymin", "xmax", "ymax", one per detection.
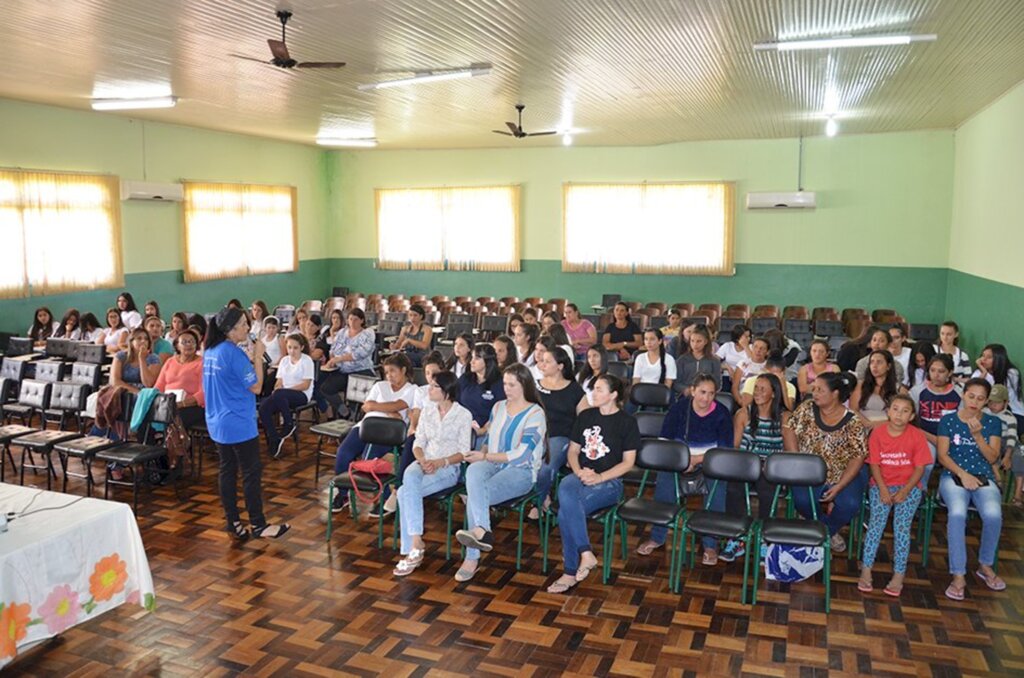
[
  {"xmin": 49, "ymin": 382, "xmax": 89, "ymax": 412},
  {"xmin": 345, "ymin": 374, "xmax": 378, "ymax": 404},
  {"xmin": 908, "ymin": 323, "xmax": 938, "ymax": 342},
  {"xmin": 411, "ymin": 367, "xmax": 427, "ymax": 386},
  {"xmin": 813, "ymin": 319, "xmax": 843, "ymax": 337},
  {"xmin": 636, "ymin": 438, "xmax": 690, "ymax": 474},
  {"xmin": 69, "ymin": 362, "xmax": 102, "ymax": 389},
  {"xmin": 783, "ymin": 318, "xmax": 811, "ymax": 335},
  {"xmin": 718, "ymin": 316, "xmax": 746, "ymax": 334},
  {"xmin": 6, "ymin": 337, "xmax": 33, "ymax": 357},
  {"xmin": 1, "ymin": 357, "xmax": 26, "ymax": 381},
  {"xmin": 763, "ymin": 452, "xmax": 827, "ymax": 487},
  {"xmin": 17, "ymin": 379, "xmax": 52, "ymax": 410},
  {"xmin": 702, "ymin": 448, "xmax": 763, "ymax": 483},
  {"xmin": 649, "ymin": 315, "xmax": 669, "ymax": 330},
  {"xmin": 74, "ymin": 343, "xmax": 107, "ymax": 365},
  {"xmin": 480, "ymin": 315, "xmax": 508, "ymax": 333},
  {"xmin": 714, "ymin": 391, "xmax": 736, "ymax": 415},
  {"xmin": 751, "ymin": 316, "xmax": 779, "ymax": 335},
  {"xmin": 635, "ymin": 411, "xmax": 666, "ymax": 438},
  {"xmin": 359, "ymin": 416, "xmax": 408, "ymax": 447},
  {"xmin": 45, "ymin": 338, "xmax": 73, "ymax": 358},
  {"xmin": 630, "ymin": 383, "xmax": 672, "ymax": 409},
  {"xmin": 34, "ymin": 361, "xmax": 66, "ymax": 383},
  {"xmin": 606, "ymin": 362, "xmax": 629, "ymax": 381}
]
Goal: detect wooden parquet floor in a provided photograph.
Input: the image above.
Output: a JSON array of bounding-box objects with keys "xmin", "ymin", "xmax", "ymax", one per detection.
[{"xmin": 7, "ymin": 427, "xmax": 1024, "ymax": 677}]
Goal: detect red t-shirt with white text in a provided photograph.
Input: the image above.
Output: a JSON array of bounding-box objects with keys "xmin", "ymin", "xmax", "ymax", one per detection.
[{"xmin": 867, "ymin": 424, "xmax": 932, "ymax": 488}]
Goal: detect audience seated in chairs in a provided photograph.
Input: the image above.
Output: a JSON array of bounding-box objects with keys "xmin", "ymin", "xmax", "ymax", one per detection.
[
  {"xmin": 493, "ymin": 334, "xmax": 516, "ymax": 371},
  {"xmin": 562, "ymin": 303, "xmax": 597, "ymax": 360},
  {"xmin": 445, "ymin": 333, "xmax": 474, "ymax": 380},
  {"xmin": 798, "ymin": 339, "xmax": 840, "ymax": 397},
  {"xmin": 632, "ymin": 328, "xmax": 676, "ymax": 391},
  {"xmin": 674, "ymin": 324, "xmax": 721, "ymax": 398},
  {"xmin": 97, "ymin": 307, "xmax": 129, "ymax": 354},
  {"xmin": 602, "ymin": 302, "xmax": 642, "ymax": 362},
  {"xmin": 458, "ymin": 344, "xmax": 506, "ymax": 450},
  {"xmin": 391, "ymin": 304, "xmax": 433, "ymax": 368},
  {"xmin": 28, "ymin": 306, "xmax": 59, "ymax": 345},
  {"xmin": 116, "ymin": 292, "xmax": 143, "ymax": 330},
  {"xmin": 533, "ymin": 342, "xmax": 588, "ymax": 517},
  {"xmin": 578, "ymin": 345, "xmax": 609, "ymax": 407},
  {"xmin": 154, "ymin": 328, "xmax": 205, "ymax": 470},
  {"xmin": 320, "ymin": 308, "xmax": 376, "ymax": 420},
  {"xmin": 259, "ymin": 334, "xmax": 315, "ymax": 458}
]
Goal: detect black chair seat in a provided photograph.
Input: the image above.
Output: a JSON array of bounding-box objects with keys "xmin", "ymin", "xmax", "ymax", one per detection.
[
  {"xmin": 686, "ymin": 510, "xmax": 753, "ymax": 539},
  {"xmin": 424, "ymin": 482, "xmax": 464, "ymax": 502},
  {"xmin": 616, "ymin": 497, "xmax": 682, "ymax": 526},
  {"xmin": 310, "ymin": 420, "xmax": 354, "ymax": 439},
  {"xmin": 95, "ymin": 443, "xmax": 167, "ymax": 466},
  {"xmin": 623, "ymin": 466, "xmax": 648, "ymax": 484},
  {"xmin": 15, "ymin": 430, "xmax": 82, "ymax": 451},
  {"xmin": 494, "ymin": 492, "xmax": 534, "ymax": 510},
  {"xmin": 761, "ymin": 518, "xmax": 829, "ymax": 547},
  {"xmin": 55, "ymin": 436, "xmax": 119, "ymax": 457},
  {"xmin": 4, "ymin": 404, "xmax": 32, "ymax": 417},
  {"xmin": 331, "ymin": 471, "xmax": 396, "ymax": 492},
  {"xmin": 0, "ymin": 425, "xmax": 36, "ymax": 443}
]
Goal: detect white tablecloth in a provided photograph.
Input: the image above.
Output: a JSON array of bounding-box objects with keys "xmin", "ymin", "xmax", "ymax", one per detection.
[{"xmin": 0, "ymin": 483, "xmax": 155, "ymax": 668}]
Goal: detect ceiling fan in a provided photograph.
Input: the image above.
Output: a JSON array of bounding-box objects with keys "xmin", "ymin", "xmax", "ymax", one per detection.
[
  {"xmin": 231, "ymin": 10, "xmax": 346, "ymax": 70},
  {"xmin": 492, "ymin": 104, "xmax": 558, "ymax": 138}
]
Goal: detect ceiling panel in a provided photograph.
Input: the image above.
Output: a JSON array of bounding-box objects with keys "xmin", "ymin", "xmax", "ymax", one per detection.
[{"xmin": 0, "ymin": 0, "xmax": 1022, "ymax": 148}]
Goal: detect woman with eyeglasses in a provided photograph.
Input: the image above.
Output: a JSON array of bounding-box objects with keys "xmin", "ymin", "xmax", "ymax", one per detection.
[{"xmin": 155, "ymin": 328, "xmax": 205, "ymax": 470}]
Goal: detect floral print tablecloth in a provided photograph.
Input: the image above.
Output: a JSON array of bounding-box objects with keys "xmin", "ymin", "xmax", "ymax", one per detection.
[{"xmin": 0, "ymin": 483, "xmax": 155, "ymax": 668}]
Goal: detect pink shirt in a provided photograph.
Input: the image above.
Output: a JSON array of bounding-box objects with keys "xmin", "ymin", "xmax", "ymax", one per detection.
[
  {"xmin": 155, "ymin": 356, "xmax": 205, "ymax": 407},
  {"xmin": 562, "ymin": 319, "xmax": 596, "ymax": 352}
]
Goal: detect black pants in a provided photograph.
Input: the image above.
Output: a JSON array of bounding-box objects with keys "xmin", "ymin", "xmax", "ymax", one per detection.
[
  {"xmin": 320, "ymin": 369, "xmax": 375, "ymax": 413},
  {"xmin": 726, "ymin": 475, "xmax": 778, "ymax": 520},
  {"xmin": 217, "ymin": 436, "xmax": 266, "ymax": 528}
]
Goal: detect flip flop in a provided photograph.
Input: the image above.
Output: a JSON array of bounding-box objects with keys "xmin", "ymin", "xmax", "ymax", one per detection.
[
  {"xmin": 636, "ymin": 540, "xmax": 663, "ymax": 556},
  {"xmin": 857, "ymin": 580, "xmax": 874, "ymax": 593},
  {"xmin": 454, "ymin": 564, "xmax": 478, "ymax": 582},
  {"xmin": 546, "ymin": 577, "xmax": 578, "ymax": 594},
  {"xmin": 575, "ymin": 562, "xmax": 598, "ymax": 583},
  {"xmin": 975, "ymin": 570, "xmax": 1007, "ymax": 591},
  {"xmin": 883, "ymin": 586, "xmax": 902, "ymax": 597},
  {"xmin": 944, "ymin": 584, "xmax": 965, "ymax": 601}
]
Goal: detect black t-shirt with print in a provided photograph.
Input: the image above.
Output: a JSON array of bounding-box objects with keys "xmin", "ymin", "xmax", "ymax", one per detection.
[{"xmin": 570, "ymin": 408, "xmax": 642, "ymax": 474}]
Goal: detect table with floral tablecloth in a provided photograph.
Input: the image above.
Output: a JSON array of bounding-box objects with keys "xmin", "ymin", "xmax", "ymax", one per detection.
[{"xmin": 0, "ymin": 483, "xmax": 155, "ymax": 668}]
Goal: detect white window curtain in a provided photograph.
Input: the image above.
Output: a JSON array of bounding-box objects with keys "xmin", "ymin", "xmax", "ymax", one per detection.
[
  {"xmin": 562, "ymin": 182, "xmax": 734, "ymax": 275},
  {"xmin": 182, "ymin": 182, "xmax": 297, "ymax": 282},
  {"xmin": 376, "ymin": 186, "xmax": 520, "ymax": 272},
  {"xmin": 0, "ymin": 170, "xmax": 123, "ymax": 298}
]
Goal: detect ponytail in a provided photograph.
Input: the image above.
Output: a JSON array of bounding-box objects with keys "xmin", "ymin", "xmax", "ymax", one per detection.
[{"xmin": 646, "ymin": 328, "xmax": 667, "ymax": 385}]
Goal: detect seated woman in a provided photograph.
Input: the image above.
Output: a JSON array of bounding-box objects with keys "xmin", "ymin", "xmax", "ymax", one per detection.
[
  {"xmin": 888, "ymin": 324, "xmax": 912, "ymax": 387},
  {"xmin": 78, "ymin": 313, "xmax": 103, "ymax": 343},
  {"xmin": 907, "ymin": 341, "xmax": 936, "ymax": 390},
  {"xmin": 836, "ymin": 324, "xmax": 881, "ymax": 373},
  {"xmin": 720, "ymin": 374, "xmax": 796, "ymax": 562},
  {"xmin": 674, "ymin": 324, "xmax": 721, "ymax": 397},
  {"xmin": 454, "ymin": 364, "xmax": 547, "ymax": 582},
  {"xmin": 507, "ymin": 314, "xmax": 525, "ymax": 336},
  {"xmin": 636, "ymin": 374, "xmax": 733, "ymax": 564},
  {"xmin": 522, "ymin": 308, "xmax": 539, "ymax": 326},
  {"xmin": 116, "ymin": 292, "xmax": 143, "ymax": 330},
  {"xmin": 391, "ymin": 304, "xmax": 433, "ymax": 367},
  {"xmin": 730, "ymin": 337, "xmax": 769, "ymax": 404},
  {"xmin": 165, "ymin": 311, "xmax": 190, "ymax": 344},
  {"xmin": 260, "ymin": 316, "xmax": 285, "ymax": 366},
  {"xmin": 154, "ymin": 328, "xmax": 205, "ymax": 469},
  {"xmin": 547, "ymin": 374, "xmax": 640, "ymax": 593},
  {"xmin": 562, "ymin": 303, "xmax": 597, "ymax": 360},
  {"xmin": 330, "ymin": 353, "xmax": 418, "ymax": 513},
  {"xmin": 784, "ymin": 372, "xmax": 867, "ymax": 553},
  {"xmin": 322, "ymin": 309, "xmax": 345, "ymax": 345},
  {"xmin": 546, "ymin": 323, "xmax": 575, "ymax": 364},
  {"xmin": 55, "ymin": 308, "xmax": 81, "ymax": 341},
  {"xmin": 259, "ymin": 334, "xmax": 315, "ymax": 458},
  {"xmin": 578, "ymin": 345, "xmax": 608, "ymax": 406},
  {"xmin": 446, "ymin": 333, "xmax": 474, "ymax": 379},
  {"xmin": 321, "ymin": 308, "xmax": 376, "ymax": 420},
  {"xmin": 632, "ymin": 328, "xmax": 676, "ymax": 390},
  {"xmin": 738, "ymin": 351, "xmax": 795, "ymax": 411},
  {"xmin": 715, "ymin": 324, "xmax": 752, "ymax": 374},
  {"xmin": 111, "ymin": 329, "xmax": 162, "ymax": 393},
  {"xmin": 493, "ymin": 335, "xmax": 517, "ymax": 370},
  {"xmin": 144, "ymin": 315, "xmax": 175, "ymax": 366},
  {"xmin": 28, "ymin": 307, "xmax": 59, "ymax": 346},
  {"xmin": 662, "ymin": 310, "xmax": 683, "ymax": 357},
  {"xmin": 97, "ymin": 307, "xmax": 129, "ymax": 354},
  {"xmin": 854, "ymin": 328, "xmax": 905, "ymax": 384},
  {"xmin": 858, "ymin": 395, "xmax": 930, "ymax": 597},
  {"xmin": 934, "ymin": 321, "xmax": 972, "ymax": 385},
  {"xmin": 144, "ymin": 300, "xmax": 161, "ymax": 321},
  {"xmin": 937, "ymin": 378, "xmax": 1005, "ymax": 600},
  {"xmin": 540, "ymin": 310, "xmax": 560, "ymax": 335},
  {"xmin": 972, "ymin": 343, "xmax": 1024, "ymax": 429},
  {"xmin": 459, "ymin": 344, "xmax": 506, "ymax": 449},
  {"xmin": 601, "ymin": 302, "xmax": 642, "ymax": 362},
  {"xmin": 909, "ymin": 354, "xmax": 961, "ymax": 485},
  {"xmin": 393, "ymin": 371, "xmax": 474, "ymax": 576},
  {"xmin": 249, "ymin": 300, "xmax": 270, "ymax": 339},
  {"xmin": 287, "ymin": 308, "xmax": 308, "ymax": 336},
  {"xmin": 513, "ymin": 322, "xmax": 540, "ymax": 368},
  {"xmin": 301, "ymin": 314, "xmax": 328, "ymax": 363},
  {"xmin": 533, "ymin": 341, "xmax": 587, "ymax": 515},
  {"xmin": 797, "ymin": 339, "xmax": 839, "ymax": 396},
  {"xmin": 851, "ymin": 350, "xmax": 903, "ymax": 429}
]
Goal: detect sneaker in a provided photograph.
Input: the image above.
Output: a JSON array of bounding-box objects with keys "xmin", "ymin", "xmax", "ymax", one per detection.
[
  {"xmin": 331, "ymin": 492, "xmax": 349, "ymax": 514},
  {"xmin": 718, "ymin": 540, "xmax": 745, "ymax": 562},
  {"xmin": 368, "ymin": 494, "xmax": 397, "ymax": 518},
  {"xmin": 830, "ymin": 532, "xmax": 846, "ymax": 553}
]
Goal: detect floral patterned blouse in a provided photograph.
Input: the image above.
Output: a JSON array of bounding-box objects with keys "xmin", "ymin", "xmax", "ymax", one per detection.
[{"xmin": 785, "ymin": 400, "xmax": 868, "ymax": 484}]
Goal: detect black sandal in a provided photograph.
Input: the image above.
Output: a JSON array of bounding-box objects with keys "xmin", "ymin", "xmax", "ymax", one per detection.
[
  {"xmin": 252, "ymin": 523, "xmax": 291, "ymax": 539},
  {"xmin": 228, "ymin": 521, "xmax": 250, "ymax": 541}
]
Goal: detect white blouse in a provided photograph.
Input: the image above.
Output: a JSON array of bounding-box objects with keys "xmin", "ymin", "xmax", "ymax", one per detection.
[{"xmin": 413, "ymin": 401, "xmax": 473, "ymax": 460}]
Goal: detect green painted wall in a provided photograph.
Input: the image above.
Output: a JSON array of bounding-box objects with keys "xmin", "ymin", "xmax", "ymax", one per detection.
[
  {"xmin": 945, "ymin": 270, "xmax": 1024, "ymax": 358},
  {"xmin": 0, "ymin": 97, "xmax": 329, "ymax": 332}
]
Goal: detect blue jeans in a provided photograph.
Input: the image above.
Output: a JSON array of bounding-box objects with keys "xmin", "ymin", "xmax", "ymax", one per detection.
[
  {"xmin": 556, "ymin": 474, "xmax": 622, "ymax": 575},
  {"xmin": 463, "ymin": 462, "xmax": 533, "ymax": 561},
  {"xmin": 939, "ymin": 474, "xmax": 1002, "ymax": 575},
  {"xmin": 922, "ymin": 441, "xmax": 937, "ymax": 489},
  {"xmin": 650, "ymin": 468, "xmax": 724, "ymax": 549},
  {"xmin": 790, "ymin": 471, "xmax": 867, "ymax": 536},
  {"xmin": 333, "ymin": 425, "xmax": 391, "ymax": 474},
  {"xmin": 397, "ymin": 461, "xmax": 461, "ymax": 554},
  {"xmin": 535, "ymin": 436, "xmax": 570, "ymax": 507},
  {"xmin": 861, "ymin": 485, "xmax": 922, "ymax": 574}
]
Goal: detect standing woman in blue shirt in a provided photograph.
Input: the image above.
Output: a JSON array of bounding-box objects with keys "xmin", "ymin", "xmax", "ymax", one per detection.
[{"xmin": 203, "ymin": 306, "xmax": 290, "ymax": 541}]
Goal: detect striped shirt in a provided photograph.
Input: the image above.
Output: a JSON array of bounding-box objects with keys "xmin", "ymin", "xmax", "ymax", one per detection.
[
  {"xmin": 740, "ymin": 416, "xmax": 784, "ymax": 456},
  {"xmin": 486, "ymin": 401, "xmax": 547, "ymax": 482}
]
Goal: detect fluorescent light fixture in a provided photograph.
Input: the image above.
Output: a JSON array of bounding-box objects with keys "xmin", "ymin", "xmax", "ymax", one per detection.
[
  {"xmin": 91, "ymin": 95, "xmax": 178, "ymax": 111},
  {"xmin": 754, "ymin": 33, "xmax": 936, "ymax": 51},
  {"xmin": 358, "ymin": 66, "xmax": 490, "ymax": 91},
  {"xmin": 316, "ymin": 137, "xmax": 378, "ymax": 148},
  {"xmin": 825, "ymin": 117, "xmax": 839, "ymax": 137},
  {"xmin": 562, "ymin": 134, "xmax": 573, "ymax": 147}
]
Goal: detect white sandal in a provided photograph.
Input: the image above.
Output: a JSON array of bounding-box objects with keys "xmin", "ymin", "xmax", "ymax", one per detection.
[{"xmin": 393, "ymin": 548, "xmax": 425, "ymax": 577}]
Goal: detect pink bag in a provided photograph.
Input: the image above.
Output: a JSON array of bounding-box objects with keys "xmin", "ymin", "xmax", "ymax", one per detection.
[{"xmin": 348, "ymin": 457, "xmax": 394, "ymax": 506}]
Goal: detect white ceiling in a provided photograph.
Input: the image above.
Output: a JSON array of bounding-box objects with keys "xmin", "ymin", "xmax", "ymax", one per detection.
[{"xmin": 1, "ymin": 0, "xmax": 1023, "ymax": 148}]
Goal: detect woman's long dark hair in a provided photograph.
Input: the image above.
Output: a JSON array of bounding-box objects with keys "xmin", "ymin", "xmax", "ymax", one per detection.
[
  {"xmin": 644, "ymin": 328, "xmax": 667, "ymax": 384},
  {"xmin": 117, "ymin": 292, "xmax": 138, "ymax": 312},
  {"xmin": 504, "ymin": 363, "xmax": 543, "ymax": 406},
  {"xmin": 578, "ymin": 345, "xmax": 608, "ymax": 390},
  {"xmin": 983, "ymin": 343, "xmax": 1022, "ymax": 400},
  {"xmin": 907, "ymin": 341, "xmax": 936, "ymax": 388},
  {"xmin": 818, "ymin": 371, "xmax": 857, "ymax": 403},
  {"xmin": 79, "ymin": 312, "xmax": 100, "ymax": 334},
  {"xmin": 56, "ymin": 308, "xmax": 80, "ymax": 338},
  {"xmin": 747, "ymin": 373, "xmax": 785, "ymax": 437},
  {"xmin": 493, "ymin": 335, "xmax": 516, "ymax": 370},
  {"xmin": 520, "ymin": 323, "xmax": 539, "ymax": 361},
  {"xmin": 446, "ymin": 333, "xmax": 475, "ymax": 371},
  {"xmin": 542, "ymin": 338, "xmax": 575, "ymax": 380},
  {"xmin": 859, "ymin": 350, "xmax": 898, "ymax": 409},
  {"xmin": 472, "ymin": 344, "xmax": 502, "ymax": 387},
  {"xmin": 30, "ymin": 307, "xmax": 56, "ymax": 341}
]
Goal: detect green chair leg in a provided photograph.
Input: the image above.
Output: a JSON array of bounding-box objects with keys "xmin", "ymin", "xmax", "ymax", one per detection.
[
  {"xmin": 751, "ymin": 532, "xmax": 761, "ymax": 605},
  {"xmin": 740, "ymin": 535, "xmax": 751, "ymax": 605},
  {"xmin": 326, "ymin": 483, "xmax": 335, "ymax": 540},
  {"xmin": 515, "ymin": 504, "xmax": 526, "ymax": 571},
  {"xmin": 824, "ymin": 542, "xmax": 832, "ymax": 613},
  {"xmin": 444, "ymin": 497, "xmax": 454, "ymax": 560}
]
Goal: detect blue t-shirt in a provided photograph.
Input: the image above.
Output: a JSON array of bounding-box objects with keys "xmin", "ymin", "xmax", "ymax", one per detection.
[
  {"xmin": 458, "ymin": 374, "xmax": 506, "ymax": 426},
  {"xmin": 939, "ymin": 412, "xmax": 1001, "ymax": 480},
  {"xmin": 202, "ymin": 341, "xmax": 258, "ymax": 444},
  {"xmin": 153, "ymin": 337, "xmax": 175, "ymax": 356}
]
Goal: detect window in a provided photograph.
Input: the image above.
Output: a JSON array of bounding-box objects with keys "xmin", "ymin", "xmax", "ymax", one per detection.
[
  {"xmin": 562, "ymin": 182, "xmax": 735, "ymax": 275},
  {"xmin": 182, "ymin": 182, "xmax": 297, "ymax": 282},
  {"xmin": 376, "ymin": 186, "xmax": 520, "ymax": 272},
  {"xmin": 0, "ymin": 169, "xmax": 123, "ymax": 298}
]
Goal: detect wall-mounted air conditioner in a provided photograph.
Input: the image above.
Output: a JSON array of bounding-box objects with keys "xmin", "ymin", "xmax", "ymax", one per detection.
[
  {"xmin": 121, "ymin": 180, "xmax": 184, "ymax": 202},
  {"xmin": 745, "ymin": 191, "xmax": 816, "ymax": 209}
]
